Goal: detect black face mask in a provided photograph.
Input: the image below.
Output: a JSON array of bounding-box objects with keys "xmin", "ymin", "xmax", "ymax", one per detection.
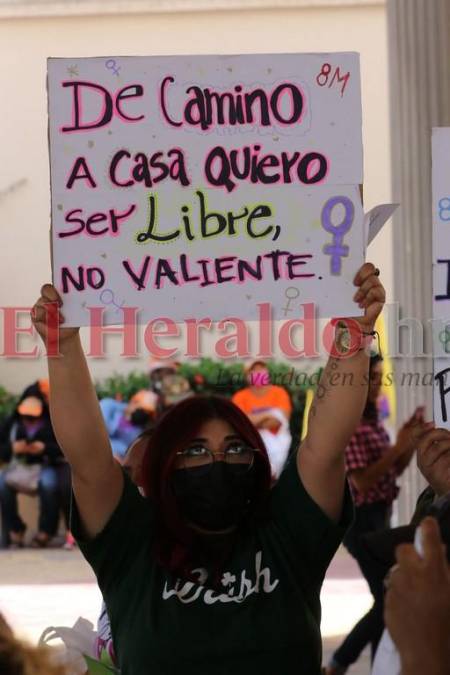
[{"xmin": 171, "ymin": 462, "xmax": 255, "ymax": 531}]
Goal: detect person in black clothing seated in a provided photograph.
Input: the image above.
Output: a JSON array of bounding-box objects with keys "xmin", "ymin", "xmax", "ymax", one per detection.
[{"xmin": 0, "ymin": 395, "xmax": 70, "ymax": 548}]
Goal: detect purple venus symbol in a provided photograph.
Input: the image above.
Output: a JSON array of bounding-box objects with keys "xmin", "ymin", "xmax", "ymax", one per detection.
[{"xmin": 321, "ymin": 196, "xmax": 354, "ymax": 275}]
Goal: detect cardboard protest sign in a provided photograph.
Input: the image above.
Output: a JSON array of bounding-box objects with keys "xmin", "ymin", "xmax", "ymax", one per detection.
[
  {"xmin": 432, "ymin": 128, "xmax": 450, "ymax": 429},
  {"xmin": 47, "ymin": 53, "xmax": 364, "ymax": 326}
]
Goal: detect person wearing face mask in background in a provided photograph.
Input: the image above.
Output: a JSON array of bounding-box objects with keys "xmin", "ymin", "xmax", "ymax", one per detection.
[
  {"xmin": 99, "ymin": 389, "xmax": 157, "ymax": 460},
  {"xmin": 31, "ymin": 262, "xmax": 386, "ymax": 675},
  {"xmin": 232, "ymin": 360, "xmax": 292, "ymax": 478}
]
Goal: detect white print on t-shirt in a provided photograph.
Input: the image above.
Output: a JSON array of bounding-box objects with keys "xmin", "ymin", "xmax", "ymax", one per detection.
[{"xmin": 162, "ymin": 550, "xmax": 279, "ymax": 605}]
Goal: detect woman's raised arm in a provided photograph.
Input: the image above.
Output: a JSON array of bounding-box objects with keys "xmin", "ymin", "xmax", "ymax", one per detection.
[
  {"xmin": 32, "ymin": 284, "xmax": 123, "ymax": 538},
  {"xmin": 298, "ymin": 262, "xmax": 386, "ymax": 523}
]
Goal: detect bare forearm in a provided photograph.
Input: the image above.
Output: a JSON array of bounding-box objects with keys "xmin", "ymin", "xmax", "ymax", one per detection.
[
  {"xmin": 48, "ymin": 335, "xmax": 112, "ymax": 479},
  {"xmin": 305, "ymin": 350, "xmax": 370, "ymax": 461}
]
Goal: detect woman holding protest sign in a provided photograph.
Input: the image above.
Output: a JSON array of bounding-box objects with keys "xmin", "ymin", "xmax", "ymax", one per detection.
[{"xmin": 31, "ymin": 262, "xmax": 385, "ymax": 675}]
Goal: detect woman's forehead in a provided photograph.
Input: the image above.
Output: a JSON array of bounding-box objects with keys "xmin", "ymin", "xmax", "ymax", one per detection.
[{"xmin": 195, "ymin": 418, "xmax": 238, "ymax": 438}]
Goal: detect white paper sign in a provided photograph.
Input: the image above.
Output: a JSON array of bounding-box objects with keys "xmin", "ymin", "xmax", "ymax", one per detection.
[
  {"xmin": 432, "ymin": 128, "xmax": 450, "ymax": 429},
  {"xmin": 47, "ymin": 53, "xmax": 364, "ymax": 326}
]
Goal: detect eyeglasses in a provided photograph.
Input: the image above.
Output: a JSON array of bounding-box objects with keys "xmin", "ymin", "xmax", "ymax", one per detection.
[{"xmin": 175, "ymin": 443, "xmax": 258, "ymax": 475}]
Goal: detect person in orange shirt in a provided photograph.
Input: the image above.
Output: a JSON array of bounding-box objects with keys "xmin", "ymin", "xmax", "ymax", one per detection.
[{"xmin": 232, "ymin": 361, "xmax": 292, "ymax": 478}]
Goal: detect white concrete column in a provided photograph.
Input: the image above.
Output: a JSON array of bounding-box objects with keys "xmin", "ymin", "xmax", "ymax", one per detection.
[{"xmin": 387, "ymin": 0, "xmax": 450, "ymax": 521}]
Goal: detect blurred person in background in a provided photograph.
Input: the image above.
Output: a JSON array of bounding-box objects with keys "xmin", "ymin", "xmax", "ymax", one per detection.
[
  {"xmin": 0, "ymin": 612, "xmax": 69, "ymax": 675},
  {"xmin": 149, "ymin": 360, "xmax": 178, "ymax": 394},
  {"xmin": 0, "ymin": 396, "xmax": 71, "ymax": 549},
  {"xmin": 99, "ymin": 389, "xmax": 157, "ymax": 460},
  {"xmin": 149, "ymin": 360, "xmax": 192, "ymax": 416},
  {"xmin": 18, "ymin": 379, "xmax": 50, "ymax": 407},
  {"xmin": 11, "ymin": 379, "xmax": 74, "ymax": 550},
  {"xmin": 325, "ymin": 355, "xmax": 428, "ymax": 674},
  {"xmin": 232, "ymin": 360, "xmax": 292, "ymax": 478}
]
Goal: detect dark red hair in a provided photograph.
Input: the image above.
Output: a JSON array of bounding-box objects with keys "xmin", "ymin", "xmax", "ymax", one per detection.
[{"xmin": 141, "ymin": 395, "xmax": 272, "ymax": 579}]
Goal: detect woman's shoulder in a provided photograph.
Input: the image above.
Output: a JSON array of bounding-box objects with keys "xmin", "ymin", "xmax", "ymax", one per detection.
[{"xmin": 72, "ymin": 473, "xmax": 155, "ymax": 593}]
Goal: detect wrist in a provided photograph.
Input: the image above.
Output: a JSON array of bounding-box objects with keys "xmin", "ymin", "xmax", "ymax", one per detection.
[
  {"xmin": 53, "ymin": 333, "xmax": 82, "ymax": 358},
  {"xmin": 333, "ymin": 322, "xmax": 379, "ymax": 357}
]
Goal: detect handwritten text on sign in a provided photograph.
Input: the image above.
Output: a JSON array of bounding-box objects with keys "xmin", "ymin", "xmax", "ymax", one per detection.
[
  {"xmin": 47, "ymin": 53, "xmax": 364, "ymax": 325},
  {"xmin": 432, "ymin": 128, "xmax": 450, "ymax": 429}
]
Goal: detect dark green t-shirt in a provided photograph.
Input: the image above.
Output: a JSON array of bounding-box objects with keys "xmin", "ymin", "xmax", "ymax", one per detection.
[{"xmin": 72, "ymin": 456, "xmax": 352, "ymax": 675}]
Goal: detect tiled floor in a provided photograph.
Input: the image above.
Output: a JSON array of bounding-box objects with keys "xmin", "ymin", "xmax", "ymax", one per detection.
[{"xmin": 0, "ymin": 546, "xmax": 372, "ymax": 673}]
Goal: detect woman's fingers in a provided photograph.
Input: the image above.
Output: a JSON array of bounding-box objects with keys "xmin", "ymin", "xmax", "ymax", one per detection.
[
  {"xmin": 353, "ymin": 265, "xmax": 385, "ymax": 325},
  {"xmin": 353, "ymin": 262, "xmax": 377, "ymax": 286},
  {"xmin": 31, "ymin": 295, "xmax": 64, "ymax": 330},
  {"xmin": 354, "ymin": 276, "xmax": 382, "ymax": 300},
  {"xmin": 349, "ymin": 262, "xmax": 386, "ymax": 329},
  {"xmin": 354, "ymin": 275, "xmax": 385, "ymax": 304},
  {"xmin": 40, "ymin": 283, "xmax": 62, "ymax": 306},
  {"xmin": 357, "ymin": 285, "xmax": 386, "ymax": 308},
  {"xmin": 354, "ymin": 272, "xmax": 380, "ymax": 299},
  {"xmin": 32, "ymin": 284, "xmax": 62, "ymax": 324},
  {"xmin": 31, "ymin": 299, "xmax": 48, "ymax": 323},
  {"xmin": 31, "ymin": 284, "xmax": 78, "ymax": 347}
]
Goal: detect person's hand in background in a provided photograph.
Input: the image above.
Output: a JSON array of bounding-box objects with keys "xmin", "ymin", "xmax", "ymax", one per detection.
[
  {"xmin": 12, "ymin": 440, "xmax": 28, "ymax": 455},
  {"xmin": 396, "ymin": 407, "xmax": 426, "ymax": 449},
  {"xmin": 384, "ymin": 517, "xmax": 450, "ymax": 675},
  {"xmin": 393, "ymin": 408, "xmax": 431, "ymax": 475},
  {"xmin": 26, "ymin": 441, "xmax": 45, "ymax": 455}
]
